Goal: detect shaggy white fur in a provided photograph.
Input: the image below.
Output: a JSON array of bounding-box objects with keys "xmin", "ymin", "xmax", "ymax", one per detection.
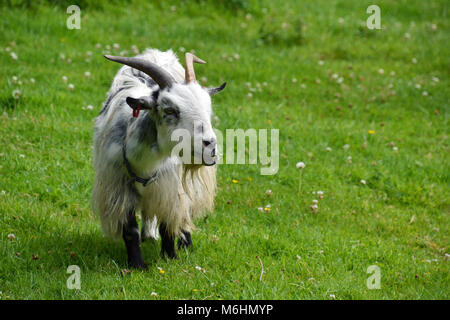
[{"xmin": 92, "ymin": 49, "xmax": 217, "ymax": 241}]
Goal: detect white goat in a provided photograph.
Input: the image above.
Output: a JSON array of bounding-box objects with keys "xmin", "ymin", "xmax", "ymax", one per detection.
[{"xmin": 92, "ymin": 48, "xmax": 226, "ymax": 268}]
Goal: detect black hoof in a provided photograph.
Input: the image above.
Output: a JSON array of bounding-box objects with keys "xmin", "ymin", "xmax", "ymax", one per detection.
[
  {"xmin": 128, "ymin": 259, "xmax": 147, "ymax": 270},
  {"xmin": 161, "ymin": 250, "xmax": 178, "ymax": 259}
]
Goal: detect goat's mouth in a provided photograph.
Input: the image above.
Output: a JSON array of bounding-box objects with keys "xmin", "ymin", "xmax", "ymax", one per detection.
[{"xmin": 203, "ymin": 160, "xmax": 216, "ymax": 166}]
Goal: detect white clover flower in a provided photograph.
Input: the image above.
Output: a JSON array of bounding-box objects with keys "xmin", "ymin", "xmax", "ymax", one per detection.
[
  {"xmin": 1, "ymin": 190, "xmax": 5, "ymax": 195},
  {"xmin": 412, "ymin": 57, "xmax": 417, "ymax": 64},
  {"xmin": 84, "ymin": 71, "xmax": 91, "ymax": 78},
  {"xmin": 257, "ymin": 207, "xmax": 264, "ymax": 213},
  {"xmin": 292, "ymin": 78, "xmax": 297, "ymax": 83},
  {"xmin": 10, "ymin": 52, "xmax": 18, "ymax": 60},
  {"xmin": 201, "ymin": 76, "xmax": 207, "ymax": 83},
  {"xmin": 68, "ymin": 84, "xmax": 75, "ymax": 91},
  {"xmin": 86, "ymin": 105, "xmax": 93, "ymax": 110},
  {"xmin": 390, "ymin": 71, "xmax": 396, "ymax": 76},
  {"xmin": 233, "ymin": 53, "xmax": 240, "ymax": 60},
  {"xmin": 95, "ymin": 43, "xmax": 101, "ymax": 49},
  {"xmin": 265, "ymin": 189, "xmax": 272, "ymax": 197},
  {"xmin": 343, "ymin": 144, "xmax": 350, "ymax": 150},
  {"xmin": 431, "ymin": 24, "xmax": 437, "ymax": 31},
  {"xmin": 19, "ymin": 154, "xmax": 25, "ymax": 158},
  {"xmin": 62, "ymin": 76, "xmax": 68, "ymax": 83},
  {"xmin": 415, "ymin": 83, "xmax": 421, "ymax": 89},
  {"xmin": 338, "ymin": 17, "xmax": 344, "ymax": 24},
  {"xmin": 432, "ymin": 76, "xmax": 439, "ymax": 82},
  {"xmin": 151, "ymin": 292, "xmax": 158, "ymax": 296},
  {"xmin": 337, "ymin": 77, "xmax": 343, "ymax": 84},
  {"xmin": 360, "ymin": 179, "xmax": 366, "ymax": 185},
  {"xmin": 310, "ymin": 204, "xmax": 318, "ymax": 212},
  {"xmin": 30, "ymin": 78, "xmax": 35, "ymax": 84},
  {"xmin": 347, "ymin": 156, "xmax": 352, "ymax": 163},
  {"xmin": 378, "ymin": 68, "xmax": 384, "ymax": 75},
  {"xmin": 300, "ymin": 83, "xmax": 307, "ymax": 89},
  {"xmin": 8, "ymin": 233, "xmax": 15, "ymax": 241},
  {"xmin": 247, "ymin": 92, "xmax": 253, "ymax": 99},
  {"xmin": 393, "ymin": 146, "xmax": 398, "ymax": 152},
  {"xmin": 12, "ymin": 76, "xmax": 18, "ymax": 83},
  {"xmin": 66, "ymin": 58, "xmax": 72, "ymax": 64},
  {"xmin": 318, "ymin": 60, "xmax": 324, "ymax": 66},
  {"xmin": 325, "ymin": 147, "xmax": 332, "ymax": 152},
  {"xmin": 330, "ymin": 294, "xmax": 336, "ymax": 299},
  {"xmin": 113, "ymin": 43, "xmax": 120, "ymax": 50},
  {"xmin": 312, "ymin": 199, "xmax": 318, "ymax": 204},
  {"xmin": 404, "ymin": 33, "xmax": 411, "ymax": 39},
  {"xmin": 12, "ymin": 89, "xmax": 21, "ymax": 99},
  {"xmin": 332, "ymin": 73, "xmax": 338, "ymax": 79},
  {"xmin": 296, "ymin": 162, "xmax": 306, "ymax": 169},
  {"xmin": 317, "ymin": 191, "xmax": 324, "ymax": 199},
  {"xmin": 422, "ymin": 91, "xmax": 428, "ymax": 96}
]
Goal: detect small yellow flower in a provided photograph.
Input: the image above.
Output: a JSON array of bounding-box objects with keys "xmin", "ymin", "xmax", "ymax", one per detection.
[
  {"xmin": 232, "ymin": 179, "xmax": 238, "ymax": 184},
  {"xmin": 192, "ymin": 289, "xmax": 198, "ymax": 292},
  {"xmin": 264, "ymin": 207, "xmax": 271, "ymax": 212},
  {"xmin": 368, "ymin": 130, "xmax": 375, "ymax": 134},
  {"xmin": 247, "ymin": 177, "xmax": 252, "ymax": 182},
  {"xmin": 157, "ymin": 267, "xmax": 165, "ymax": 275}
]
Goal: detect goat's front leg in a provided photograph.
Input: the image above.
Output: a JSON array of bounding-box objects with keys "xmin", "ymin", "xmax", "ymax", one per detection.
[
  {"xmin": 177, "ymin": 230, "xmax": 193, "ymax": 250},
  {"xmin": 159, "ymin": 222, "xmax": 177, "ymax": 259},
  {"xmin": 123, "ymin": 209, "xmax": 147, "ymax": 269}
]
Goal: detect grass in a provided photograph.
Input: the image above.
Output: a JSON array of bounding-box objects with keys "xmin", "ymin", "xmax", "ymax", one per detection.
[{"xmin": 0, "ymin": 0, "xmax": 448, "ymax": 299}]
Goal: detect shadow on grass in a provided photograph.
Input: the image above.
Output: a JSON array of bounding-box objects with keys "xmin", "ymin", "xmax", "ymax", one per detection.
[{"xmin": 21, "ymin": 226, "xmax": 163, "ymax": 273}]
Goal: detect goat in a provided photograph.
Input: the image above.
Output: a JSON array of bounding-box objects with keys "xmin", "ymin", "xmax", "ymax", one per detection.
[{"xmin": 92, "ymin": 48, "xmax": 226, "ymax": 269}]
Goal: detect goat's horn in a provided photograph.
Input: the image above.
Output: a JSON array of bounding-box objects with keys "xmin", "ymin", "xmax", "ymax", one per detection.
[
  {"xmin": 104, "ymin": 55, "xmax": 175, "ymax": 89},
  {"xmin": 185, "ymin": 52, "xmax": 206, "ymax": 83}
]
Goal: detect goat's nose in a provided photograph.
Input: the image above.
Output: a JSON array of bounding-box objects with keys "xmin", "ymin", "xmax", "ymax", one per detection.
[{"xmin": 202, "ymin": 138, "xmax": 216, "ymax": 148}]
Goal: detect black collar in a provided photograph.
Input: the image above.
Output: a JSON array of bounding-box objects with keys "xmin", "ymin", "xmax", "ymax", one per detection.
[{"xmin": 122, "ymin": 146, "xmax": 158, "ymax": 187}]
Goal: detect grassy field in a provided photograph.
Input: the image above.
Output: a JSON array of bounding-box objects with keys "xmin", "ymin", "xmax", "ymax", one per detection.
[{"xmin": 0, "ymin": 0, "xmax": 448, "ymax": 299}]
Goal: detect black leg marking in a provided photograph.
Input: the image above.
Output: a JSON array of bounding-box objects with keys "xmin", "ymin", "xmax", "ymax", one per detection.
[
  {"xmin": 177, "ymin": 230, "xmax": 193, "ymax": 250},
  {"xmin": 122, "ymin": 209, "xmax": 147, "ymax": 269},
  {"xmin": 159, "ymin": 223, "xmax": 177, "ymax": 259}
]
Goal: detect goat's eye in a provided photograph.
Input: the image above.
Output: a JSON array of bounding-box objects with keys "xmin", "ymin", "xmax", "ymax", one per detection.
[{"xmin": 164, "ymin": 108, "xmax": 175, "ymax": 115}]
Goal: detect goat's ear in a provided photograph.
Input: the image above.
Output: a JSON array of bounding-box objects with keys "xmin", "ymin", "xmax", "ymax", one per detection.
[
  {"xmin": 126, "ymin": 96, "xmax": 156, "ymax": 111},
  {"xmin": 207, "ymin": 82, "xmax": 226, "ymax": 96}
]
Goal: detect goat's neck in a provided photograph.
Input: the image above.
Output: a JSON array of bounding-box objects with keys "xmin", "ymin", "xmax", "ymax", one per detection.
[{"xmin": 124, "ymin": 112, "xmax": 168, "ymax": 176}]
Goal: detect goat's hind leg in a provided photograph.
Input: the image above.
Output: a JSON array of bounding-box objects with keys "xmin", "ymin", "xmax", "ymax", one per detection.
[
  {"xmin": 159, "ymin": 222, "xmax": 177, "ymax": 259},
  {"xmin": 177, "ymin": 230, "xmax": 193, "ymax": 250},
  {"xmin": 123, "ymin": 209, "xmax": 147, "ymax": 269}
]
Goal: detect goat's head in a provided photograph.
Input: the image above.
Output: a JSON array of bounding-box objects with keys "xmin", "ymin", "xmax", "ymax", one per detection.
[{"xmin": 105, "ymin": 53, "xmax": 226, "ymax": 166}]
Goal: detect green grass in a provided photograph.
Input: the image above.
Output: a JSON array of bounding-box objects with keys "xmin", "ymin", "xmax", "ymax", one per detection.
[{"xmin": 0, "ymin": 0, "xmax": 449, "ymax": 299}]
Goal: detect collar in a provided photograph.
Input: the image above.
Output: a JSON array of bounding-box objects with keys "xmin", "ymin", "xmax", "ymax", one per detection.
[{"xmin": 122, "ymin": 146, "xmax": 158, "ymax": 187}]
